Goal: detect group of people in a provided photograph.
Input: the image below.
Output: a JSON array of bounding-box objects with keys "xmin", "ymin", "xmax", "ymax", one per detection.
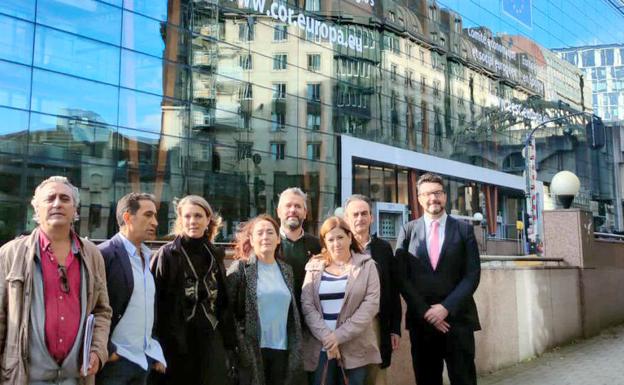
[{"xmin": 0, "ymin": 172, "xmax": 481, "ymax": 385}]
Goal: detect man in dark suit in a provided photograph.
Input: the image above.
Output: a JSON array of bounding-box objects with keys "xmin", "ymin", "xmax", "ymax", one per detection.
[
  {"xmin": 97, "ymin": 193, "xmax": 166, "ymax": 385},
  {"xmin": 343, "ymin": 194, "xmax": 401, "ymax": 385},
  {"xmin": 396, "ymin": 173, "xmax": 481, "ymax": 385}
]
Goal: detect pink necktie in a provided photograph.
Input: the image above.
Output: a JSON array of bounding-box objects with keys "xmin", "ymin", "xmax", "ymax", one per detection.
[{"xmin": 430, "ymin": 220, "xmax": 440, "ymax": 270}]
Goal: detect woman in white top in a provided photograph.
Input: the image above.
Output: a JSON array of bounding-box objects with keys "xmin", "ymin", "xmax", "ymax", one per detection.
[
  {"xmin": 301, "ymin": 216, "xmax": 381, "ymax": 385},
  {"xmin": 227, "ymin": 214, "xmax": 303, "ymax": 385}
]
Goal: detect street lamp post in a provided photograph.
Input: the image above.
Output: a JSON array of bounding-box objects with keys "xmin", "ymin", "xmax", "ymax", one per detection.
[{"xmin": 523, "ymin": 111, "xmax": 603, "ymax": 255}]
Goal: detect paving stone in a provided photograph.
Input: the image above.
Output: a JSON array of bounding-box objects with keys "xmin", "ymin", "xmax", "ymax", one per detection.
[{"xmin": 478, "ymin": 324, "xmax": 624, "ymax": 385}]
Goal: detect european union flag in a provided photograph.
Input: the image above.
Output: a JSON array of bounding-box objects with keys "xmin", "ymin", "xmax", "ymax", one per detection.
[{"xmin": 502, "ymin": 0, "xmax": 532, "ymax": 28}]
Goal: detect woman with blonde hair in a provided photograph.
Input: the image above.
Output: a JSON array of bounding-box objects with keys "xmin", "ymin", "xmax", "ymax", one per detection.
[
  {"xmin": 151, "ymin": 195, "xmax": 236, "ymax": 385},
  {"xmin": 227, "ymin": 214, "xmax": 303, "ymax": 385},
  {"xmin": 301, "ymin": 216, "xmax": 380, "ymax": 385}
]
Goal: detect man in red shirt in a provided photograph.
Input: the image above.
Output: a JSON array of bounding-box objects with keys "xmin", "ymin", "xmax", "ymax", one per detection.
[{"xmin": 0, "ymin": 176, "xmax": 111, "ymax": 385}]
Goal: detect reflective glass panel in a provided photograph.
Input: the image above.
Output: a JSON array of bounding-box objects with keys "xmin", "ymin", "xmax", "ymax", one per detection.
[
  {"xmin": 31, "ymin": 69, "xmax": 119, "ymax": 126},
  {"xmin": 123, "ymin": 0, "xmax": 168, "ymax": 22},
  {"xmin": 118, "ymin": 89, "xmax": 181, "ymax": 135},
  {"xmin": 0, "ymin": 61, "xmax": 31, "ymax": 109},
  {"xmin": 34, "ymin": 26, "xmax": 120, "ymax": 85},
  {"xmin": 122, "ymin": 10, "xmax": 166, "ymax": 58},
  {"xmin": 0, "ymin": 106, "xmax": 29, "ymax": 139},
  {"xmin": 0, "ymin": 1, "xmax": 36, "ymax": 20},
  {"xmin": 0, "ymin": 15, "xmax": 34, "ymax": 65},
  {"xmin": 36, "ymin": 0, "xmax": 121, "ymax": 45},
  {"xmin": 29, "ymin": 111, "xmax": 116, "ymax": 162},
  {"xmin": 121, "ymin": 49, "xmax": 187, "ymax": 98}
]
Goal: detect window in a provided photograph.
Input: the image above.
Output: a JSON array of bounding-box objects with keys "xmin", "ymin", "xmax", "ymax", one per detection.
[
  {"xmin": 433, "ymin": 80, "xmax": 440, "ymax": 97},
  {"xmin": 273, "ymin": 24, "xmax": 287, "ymax": 41},
  {"xmin": 421, "ymin": 76, "xmax": 427, "ymax": 93},
  {"xmin": 383, "ymin": 35, "xmax": 400, "ymax": 54},
  {"xmin": 272, "ymin": 83, "xmax": 286, "ymax": 99},
  {"xmin": 240, "ymin": 83, "xmax": 253, "ymax": 99},
  {"xmin": 237, "ymin": 141, "xmax": 253, "ymax": 160},
  {"xmin": 308, "ymin": 54, "xmax": 321, "ymax": 72},
  {"xmin": 271, "ymin": 112, "xmax": 286, "ymax": 131},
  {"xmin": 305, "ymin": 0, "xmax": 320, "ymax": 11},
  {"xmin": 238, "ymin": 20, "xmax": 255, "ymax": 41},
  {"xmin": 453, "ymin": 18, "xmax": 462, "ymax": 33},
  {"xmin": 561, "ymin": 51, "xmax": 577, "ymax": 66},
  {"xmin": 270, "ymin": 142, "xmax": 285, "ymax": 160},
  {"xmin": 406, "ymin": 43, "xmax": 413, "ymax": 58},
  {"xmin": 581, "ymin": 50, "xmax": 595, "ymax": 67},
  {"xmin": 307, "ymin": 142, "xmax": 321, "ymax": 160},
  {"xmin": 240, "ymin": 112, "xmax": 252, "ymax": 130},
  {"xmin": 273, "ymin": 54, "xmax": 287, "ymax": 70},
  {"xmin": 601, "ymin": 49, "xmax": 614, "ymax": 66},
  {"xmin": 428, "ymin": 5, "xmax": 437, "ymax": 22},
  {"xmin": 432, "ymin": 53, "xmax": 440, "ymax": 69},
  {"xmin": 419, "ymin": 50, "xmax": 425, "ymax": 64},
  {"xmin": 405, "ymin": 70, "xmax": 413, "ymax": 87},
  {"xmin": 457, "ymin": 113, "xmax": 466, "ymax": 129},
  {"xmin": 307, "ymin": 112, "xmax": 321, "ymax": 130},
  {"xmin": 239, "ymin": 53, "xmax": 252, "ymax": 70},
  {"xmin": 307, "ymin": 83, "xmax": 321, "ymax": 101},
  {"xmin": 391, "ymin": 64, "xmax": 397, "ymax": 80}
]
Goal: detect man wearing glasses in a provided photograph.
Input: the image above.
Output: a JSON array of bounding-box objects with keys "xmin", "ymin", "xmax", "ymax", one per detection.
[
  {"xmin": 395, "ymin": 173, "xmax": 481, "ymax": 385},
  {"xmin": 0, "ymin": 176, "xmax": 111, "ymax": 385},
  {"xmin": 97, "ymin": 193, "xmax": 166, "ymax": 384}
]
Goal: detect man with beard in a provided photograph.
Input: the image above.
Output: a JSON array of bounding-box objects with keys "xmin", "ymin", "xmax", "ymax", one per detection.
[
  {"xmin": 343, "ymin": 194, "xmax": 401, "ymax": 385},
  {"xmin": 276, "ymin": 187, "xmax": 321, "ymax": 313},
  {"xmin": 396, "ymin": 173, "xmax": 481, "ymax": 385}
]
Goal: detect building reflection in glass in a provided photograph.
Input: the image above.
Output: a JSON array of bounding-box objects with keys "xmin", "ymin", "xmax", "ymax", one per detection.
[{"xmin": 0, "ymin": 0, "xmax": 619, "ymax": 244}]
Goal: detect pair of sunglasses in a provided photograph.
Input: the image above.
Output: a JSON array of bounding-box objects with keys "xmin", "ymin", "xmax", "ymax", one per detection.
[{"xmin": 57, "ymin": 265, "xmax": 70, "ymax": 294}]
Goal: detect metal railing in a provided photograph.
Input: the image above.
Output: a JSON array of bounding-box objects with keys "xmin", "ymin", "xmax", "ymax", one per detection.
[{"xmin": 594, "ymin": 232, "xmax": 624, "ymax": 242}]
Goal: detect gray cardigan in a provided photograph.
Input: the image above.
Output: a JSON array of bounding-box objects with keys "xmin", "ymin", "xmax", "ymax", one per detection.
[{"xmin": 226, "ymin": 256, "xmax": 303, "ymax": 385}]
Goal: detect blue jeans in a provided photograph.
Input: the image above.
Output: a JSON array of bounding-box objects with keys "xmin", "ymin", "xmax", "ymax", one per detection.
[
  {"xmin": 311, "ymin": 351, "xmax": 367, "ymax": 385},
  {"xmin": 96, "ymin": 356, "xmax": 148, "ymax": 385}
]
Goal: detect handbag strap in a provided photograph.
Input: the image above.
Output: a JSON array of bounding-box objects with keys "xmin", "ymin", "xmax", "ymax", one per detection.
[{"xmin": 319, "ymin": 357, "xmax": 349, "ymax": 385}]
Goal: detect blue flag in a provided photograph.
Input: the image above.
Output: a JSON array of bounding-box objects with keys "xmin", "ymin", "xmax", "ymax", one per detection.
[{"xmin": 502, "ymin": 0, "xmax": 532, "ymax": 28}]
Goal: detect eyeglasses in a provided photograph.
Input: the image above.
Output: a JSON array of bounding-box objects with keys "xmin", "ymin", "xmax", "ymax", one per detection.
[
  {"xmin": 418, "ymin": 190, "xmax": 445, "ymax": 198},
  {"xmin": 58, "ymin": 265, "xmax": 70, "ymax": 294}
]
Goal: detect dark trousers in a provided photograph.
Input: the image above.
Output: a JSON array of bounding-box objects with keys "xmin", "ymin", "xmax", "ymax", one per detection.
[
  {"xmin": 310, "ymin": 351, "xmax": 367, "ymax": 385},
  {"xmin": 408, "ymin": 323, "xmax": 476, "ymax": 385},
  {"xmin": 151, "ymin": 323, "xmax": 232, "ymax": 385},
  {"xmin": 261, "ymin": 348, "xmax": 288, "ymax": 385},
  {"xmin": 96, "ymin": 356, "xmax": 148, "ymax": 385}
]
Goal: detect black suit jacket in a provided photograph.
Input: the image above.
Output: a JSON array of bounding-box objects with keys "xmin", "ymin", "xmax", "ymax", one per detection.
[
  {"xmin": 98, "ymin": 233, "xmax": 154, "ymax": 354},
  {"xmin": 369, "ymin": 235, "xmax": 402, "ymax": 368},
  {"xmin": 395, "ymin": 215, "xmax": 481, "ymax": 331}
]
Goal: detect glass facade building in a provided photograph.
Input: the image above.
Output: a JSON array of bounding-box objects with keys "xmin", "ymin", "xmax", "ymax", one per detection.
[
  {"xmin": 0, "ymin": 0, "xmax": 622, "ymax": 244},
  {"xmin": 557, "ymin": 44, "xmax": 624, "ymax": 123}
]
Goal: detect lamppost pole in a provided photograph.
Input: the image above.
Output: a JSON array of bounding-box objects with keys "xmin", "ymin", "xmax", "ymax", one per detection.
[{"xmin": 523, "ymin": 111, "xmax": 600, "ymax": 255}]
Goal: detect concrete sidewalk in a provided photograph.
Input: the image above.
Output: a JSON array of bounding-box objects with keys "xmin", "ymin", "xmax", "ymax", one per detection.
[{"xmin": 478, "ymin": 324, "xmax": 624, "ymax": 385}]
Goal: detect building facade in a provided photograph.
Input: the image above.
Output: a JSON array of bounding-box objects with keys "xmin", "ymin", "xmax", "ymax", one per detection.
[
  {"xmin": 557, "ymin": 44, "xmax": 624, "ymax": 229},
  {"xmin": 0, "ymin": 0, "xmax": 622, "ymax": 245}
]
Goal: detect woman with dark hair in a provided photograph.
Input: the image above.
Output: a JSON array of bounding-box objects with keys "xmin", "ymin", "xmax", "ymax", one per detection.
[
  {"xmin": 301, "ymin": 216, "xmax": 381, "ymax": 385},
  {"xmin": 227, "ymin": 214, "xmax": 303, "ymax": 385},
  {"xmin": 150, "ymin": 195, "xmax": 236, "ymax": 385}
]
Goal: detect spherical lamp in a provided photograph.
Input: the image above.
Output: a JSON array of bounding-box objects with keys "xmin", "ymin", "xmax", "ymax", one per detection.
[{"xmin": 550, "ymin": 171, "xmax": 581, "ymax": 209}]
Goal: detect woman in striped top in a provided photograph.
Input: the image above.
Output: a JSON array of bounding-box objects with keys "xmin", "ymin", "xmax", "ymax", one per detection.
[{"xmin": 301, "ymin": 216, "xmax": 381, "ymax": 385}]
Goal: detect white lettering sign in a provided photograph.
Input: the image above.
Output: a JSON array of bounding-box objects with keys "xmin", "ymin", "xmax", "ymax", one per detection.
[{"xmin": 234, "ymin": 0, "xmax": 363, "ymax": 53}]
